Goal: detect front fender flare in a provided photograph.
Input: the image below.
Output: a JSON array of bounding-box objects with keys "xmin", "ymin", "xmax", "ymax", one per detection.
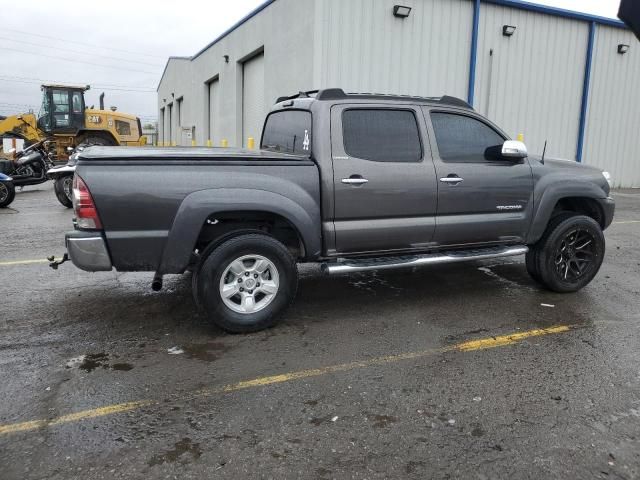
[
  {"xmin": 527, "ymin": 180, "xmax": 608, "ymax": 244},
  {"xmin": 157, "ymin": 188, "xmax": 321, "ymax": 274}
]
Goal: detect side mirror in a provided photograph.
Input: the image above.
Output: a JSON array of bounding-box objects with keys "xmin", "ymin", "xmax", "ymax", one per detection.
[{"xmin": 501, "ymin": 140, "xmax": 527, "ymax": 159}]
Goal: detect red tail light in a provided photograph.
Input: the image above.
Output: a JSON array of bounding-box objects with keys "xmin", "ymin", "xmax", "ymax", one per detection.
[{"xmin": 72, "ymin": 174, "xmax": 102, "ymax": 229}]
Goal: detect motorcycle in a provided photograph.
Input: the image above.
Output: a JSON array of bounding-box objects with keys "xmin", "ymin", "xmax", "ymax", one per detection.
[
  {"xmin": 0, "ymin": 140, "xmax": 56, "ymax": 208},
  {"xmin": 47, "ymin": 146, "xmax": 80, "ymax": 208}
]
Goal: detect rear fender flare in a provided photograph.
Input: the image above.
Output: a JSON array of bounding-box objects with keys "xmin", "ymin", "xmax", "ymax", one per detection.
[{"xmin": 157, "ymin": 188, "xmax": 321, "ymax": 274}]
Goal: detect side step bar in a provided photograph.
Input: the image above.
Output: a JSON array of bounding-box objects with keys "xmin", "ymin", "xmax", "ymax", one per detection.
[{"xmin": 322, "ymin": 246, "xmax": 528, "ymax": 275}]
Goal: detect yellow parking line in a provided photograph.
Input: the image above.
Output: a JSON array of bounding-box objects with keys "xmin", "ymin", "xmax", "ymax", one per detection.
[
  {"xmin": 453, "ymin": 325, "xmax": 571, "ymax": 352},
  {"xmin": 0, "ymin": 325, "xmax": 576, "ymax": 436},
  {"xmin": 0, "ymin": 401, "xmax": 152, "ymax": 435},
  {"xmin": 0, "ymin": 259, "xmax": 49, "ymax": 267}
]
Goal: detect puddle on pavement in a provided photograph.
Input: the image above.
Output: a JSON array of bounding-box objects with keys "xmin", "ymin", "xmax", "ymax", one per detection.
[
  {"xmin": 148, "ymin": 437, "xmax": 202, "ymax": 466},
  {"xmin": 78, "ymin": 353, "xmax": 109, "ymax": 372},
  {"xmin": 68, "ymin": 353, "xmax": 134, "ymax": 372},
  {"xmin": 112, "ymin": 363, "xmax": 134, "ymax": 371},
  {"xmin": 367, "ymin": 414, "xmax": 398, "ymax": 428},
  {"xmin": 182, "ymin": 341, "xmax": 232, "ymax": 362}
]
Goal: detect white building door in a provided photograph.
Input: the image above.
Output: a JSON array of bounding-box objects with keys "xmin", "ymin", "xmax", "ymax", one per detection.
[
  {"xmin": 208, "ymin": 78, "xmax": 220, "ymax": 145},
  {"xmin": 242, "ymin": 53, "xmax": 265, "ymax": 148}
]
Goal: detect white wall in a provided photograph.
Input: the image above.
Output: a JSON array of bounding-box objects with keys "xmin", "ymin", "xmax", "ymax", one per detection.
[
  {"xmin": 158, "ymin": 0, "xmax": 316, "ymax": 148},
  {"xmin": 583, "ymin": 25, "xmax": 640, "ymax": 188},
  {"xmin": 157, "ymin": 57, "xmax": 190, "ymax": 145},
  {"xmin": 313, "ymin": 0, "xmax": 473, "ymax": 99},
  {"xmin": 157, "ymin": 0, "xmax": 639, "ymax": 187},
  {"xmin": 475, "ymin": 3, "xmax": 588, "ymax": 159}
]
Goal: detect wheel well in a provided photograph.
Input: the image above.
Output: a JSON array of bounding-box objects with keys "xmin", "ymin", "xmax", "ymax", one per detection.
[
  {"xmin": 551, "ymin": 197, "xmax": 605, "ymax": 228},
  {"xmin": 194, "ymin": 211, "xmax": 306, "ymax": 260}
]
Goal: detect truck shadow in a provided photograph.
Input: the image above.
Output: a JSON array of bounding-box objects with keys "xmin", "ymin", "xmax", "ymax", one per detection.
[{"xmin": 47, "ymin": 260, "xmax": 596, "ymax": 342}]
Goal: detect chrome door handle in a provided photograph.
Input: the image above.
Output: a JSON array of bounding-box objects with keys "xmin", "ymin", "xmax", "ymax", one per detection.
[
  {"xmin": 342, "ymin": 178, "xmax": 369, "ymax": 185},
  {"xmin": 439, "ymin": 176, "xmax": 464, "ymax": 184}
]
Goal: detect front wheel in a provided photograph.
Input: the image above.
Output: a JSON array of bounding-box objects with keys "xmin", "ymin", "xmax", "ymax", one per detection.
[
  {"xmin": 53, "ymin": 175, "xmax": 73, "ymax": 208},
  {"xmin": 532, "ymin": 214, "xmax": 605, "ymax": 293},
  {"xmin": 0, "ymin": 181, "xmax": 15, "ymax": 208},
  {"xmin": 195, "ymin": 234, "xmax": 298, "ymax": 333}
]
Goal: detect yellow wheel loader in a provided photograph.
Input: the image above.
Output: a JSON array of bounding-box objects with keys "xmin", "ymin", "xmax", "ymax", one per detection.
[{"xmin": 0, "ymin": 84, "xmax": 147, "ymax": 160}]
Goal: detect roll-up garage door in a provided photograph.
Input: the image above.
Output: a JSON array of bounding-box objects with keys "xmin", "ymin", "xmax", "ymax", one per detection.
[
  {"xmin": 242, "ymin": 52, "xmax": 265, "ymax": 148},
  {"xmin": 208, "ymin": 78, "xmax": 220, "ymax": 144}
]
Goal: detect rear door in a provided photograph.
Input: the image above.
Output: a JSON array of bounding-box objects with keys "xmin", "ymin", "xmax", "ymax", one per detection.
[
  {"xmin": 331, "ymin": 104, "xmax": 438, "ymax": 254},
  {"xmin": 425, "ymin": 109, "xmax": 534, "ymax": 247}
]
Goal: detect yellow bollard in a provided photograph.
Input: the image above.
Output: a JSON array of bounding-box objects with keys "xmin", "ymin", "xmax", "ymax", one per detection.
[
  {"xmin": 247, "ymin": 137, "xmax": 255, "ymax": 150},
  {"xmin": 206, "ymin": 139, "xmax": 212, "ymax": 147},
  {"xmin": 191, "ymin": 139, "xmax": 196, "ymax": 147},
  {"xmin": 516, "ymin": 133, "xmax": 524, "ymax": 142},
  {"xmin": 221, "ymin": 139, "xmax": 228, "ymax": 148}
]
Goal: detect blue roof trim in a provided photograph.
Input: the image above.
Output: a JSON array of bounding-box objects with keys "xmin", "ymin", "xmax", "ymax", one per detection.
[
  {"xmin": 467, "ymin": 0, "xmax": 481, "ymax": 106},
  {"xmin": 482, "ymin": 0, "xmax": 627, "ymax": 29},
  {"xmin": 192, "ymin": 0, "xmax": 277, "ymax": 60},
  {"xmin": 576, "ymin": 22, "xmax": 596, "ymax": 163}
]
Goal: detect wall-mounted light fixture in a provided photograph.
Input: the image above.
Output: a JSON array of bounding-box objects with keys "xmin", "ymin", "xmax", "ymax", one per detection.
[
  {"xmin": 618, "ymin": 44, "xmax": 630, "ymax": 54},
  {"xmin": 223, "ymin": 55, "xmax": 230, "ymax": 63},
  {"xmin": 503, "ymin": 25, "xmax": 516, "ymax": 37},
  {"xmin": 393, "ymin": 5, "xmax": 411, "ymax": 18}
]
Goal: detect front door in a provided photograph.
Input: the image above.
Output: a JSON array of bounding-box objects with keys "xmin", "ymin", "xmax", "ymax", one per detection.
[
  {"xmin": 49, "ymin": 89, "xmax": 85, "ymax": 133},
  {"xmin": 424, "ymin": 109, "xmax": 534, "ymax": 247},
  {"xmin": 331, "ymin": 104, "xmax": 438, "ymax": 254}
]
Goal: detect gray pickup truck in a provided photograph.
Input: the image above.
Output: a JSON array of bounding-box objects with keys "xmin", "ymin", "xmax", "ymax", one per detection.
[{"xmin": 64, "ymin": 88, "xmax": 614, "ymax": 332}]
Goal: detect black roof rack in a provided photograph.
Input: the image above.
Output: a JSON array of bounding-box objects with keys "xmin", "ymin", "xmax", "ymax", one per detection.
[{"xmin": 275, "ymin": 88, "xmax": 472, "ymax": 109}]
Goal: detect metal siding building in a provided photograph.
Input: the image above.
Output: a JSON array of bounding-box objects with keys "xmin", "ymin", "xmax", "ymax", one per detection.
[{"xmin": 157, "ymin": 0, "xmax": 640, "ymax": 187}]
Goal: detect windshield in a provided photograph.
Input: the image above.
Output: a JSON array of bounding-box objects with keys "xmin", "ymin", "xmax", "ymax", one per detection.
[
  {"xmin": 37, "ymin": 90, "xmax": 51, "ymax": 131},
  {"xmin": 261, "ymin": 110, "xmax": 311, "ymax": 156}
]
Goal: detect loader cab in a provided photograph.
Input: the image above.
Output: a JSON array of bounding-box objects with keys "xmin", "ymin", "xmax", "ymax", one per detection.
[{"xmin": 37, "ymin": 84, "xmax": 87, "ymax": 134}]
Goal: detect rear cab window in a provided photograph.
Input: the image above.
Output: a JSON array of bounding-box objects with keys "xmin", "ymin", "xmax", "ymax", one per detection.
[{"xmin": 261, "ymin": 110, "xmax": 312, "ymax": 156}]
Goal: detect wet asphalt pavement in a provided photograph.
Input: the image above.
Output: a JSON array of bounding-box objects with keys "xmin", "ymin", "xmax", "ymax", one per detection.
[{"xmin": 1, "ymin": 184, "xmax": 639, "ymax": 479}]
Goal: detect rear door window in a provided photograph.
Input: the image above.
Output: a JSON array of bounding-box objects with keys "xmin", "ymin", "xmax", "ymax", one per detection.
[
  {"xmin": 342, "ymin": 109, "xmax": 422, "ymax": 162},
  {"xmin": 261, "ymin": 110, "xmax": 311, "ymax": 155}
]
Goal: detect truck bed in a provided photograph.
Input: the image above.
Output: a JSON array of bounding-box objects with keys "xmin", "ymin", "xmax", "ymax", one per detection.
[{"xmin": 75, "ymin": 146, "xmax": 321, "ymax": 272}]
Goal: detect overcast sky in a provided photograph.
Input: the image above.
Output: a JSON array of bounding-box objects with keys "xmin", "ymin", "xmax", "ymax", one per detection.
[{"xmin": 0, "ymin": 0, "xmax": 623, "ymax": 124}]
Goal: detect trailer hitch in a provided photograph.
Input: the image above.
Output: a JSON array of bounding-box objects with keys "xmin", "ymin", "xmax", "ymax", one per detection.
[{"xmin": 48, "ymin": 253, "xmax": 69, "ymax": 270}]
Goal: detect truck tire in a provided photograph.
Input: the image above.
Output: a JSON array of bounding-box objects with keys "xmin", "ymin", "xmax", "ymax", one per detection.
[
  {"xmin": 195, "ymin": 233, "xmax": 298, "ymax": 333},
  {"xmin": 533, "ymin": 214, "xmax": 605, "ymax": 293},
  {"xmin": 0, "ymin": 181, "xmax": 15, "ymax": 208},
  {"xmin": 525, "ymin": 248, "xmax": 541, "ymax": 283},
  {"xmin": 54, "ymin": 175, "xmax": 73, "ymax": 208}
]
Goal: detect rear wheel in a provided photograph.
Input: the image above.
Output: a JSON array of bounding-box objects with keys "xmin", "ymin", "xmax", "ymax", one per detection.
[
  {"xmin": 0, "ymin": 181, "xmax": 15, "ymax": 208},
  {"xmin": 532, "ymin": 214, "xmax": 605, "ymax": 292},
  {"xmin": 53, "ymin": 175, "xmax": 73, "ymax": 208},
  {"xmin": 195, "ymin": 234, "xmax": 298, "ymax": 333}
]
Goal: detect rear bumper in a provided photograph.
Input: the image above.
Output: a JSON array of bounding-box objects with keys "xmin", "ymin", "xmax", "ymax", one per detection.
[
  {"xmin": 598, "ymin": 196, "xmax": 615, "ymax": 230},
  {"xmin": 65, "ymin": 230, "xmax": 112, "ymax": 271}
]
